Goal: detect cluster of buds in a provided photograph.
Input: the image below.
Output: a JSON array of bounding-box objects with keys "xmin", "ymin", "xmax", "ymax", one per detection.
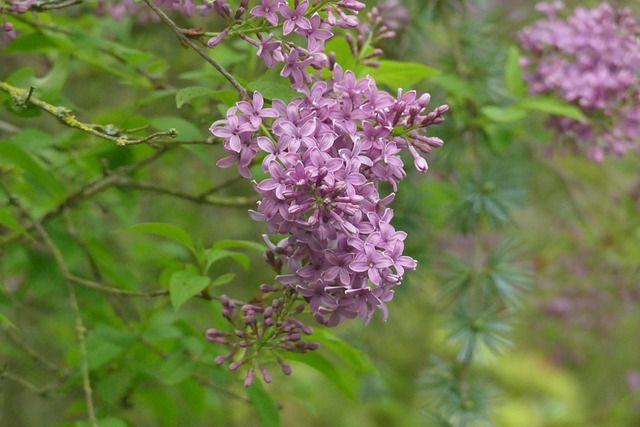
[
  {"xmin": 342, "ymin": 4, "xmax": 401, "ymax": 68},
  {"xmin": 207, "ymin": 290, "xmax": 318, "ymax": 386}
]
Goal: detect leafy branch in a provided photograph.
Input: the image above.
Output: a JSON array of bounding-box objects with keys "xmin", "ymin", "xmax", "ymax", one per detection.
[
  {"xmin": 0, "ymin": 81, "xmax": 186, "ymax": 146},
  {"xmin": 0, "ymin": 185, "xmax": 98, "ymax": 427},
  {"xmin": 142, "ymin": 0, "xmax": 250, "ymax": 101}
]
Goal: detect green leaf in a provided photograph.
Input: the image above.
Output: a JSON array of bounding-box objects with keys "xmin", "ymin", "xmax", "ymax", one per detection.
[
  {"xmin": 32, "ymin": 54, "xmax": 70, "ymax": 101},
  {"xmin": 246, "ymin": 380, "xmax": 281, "ymax": 427},
  {"xmin": 204, "ymin": 248, "xmax": 250, "ymax": 271},
  {"xmin": 481, "ymin": 105, "xmax": 527, "ymax": 123},
  {"xmin": 366, "ymin": 60, "xmax": 440, "ymax": 89},
  {"xmin": 85, "ymin": 326, "xmax": 135, "ymax": 370},
  {"xmin": 135, "ymin": 387, "xmax": 177, "ymax": 426},
  {"xmin": 175, "ymin": 86, "xmax": 216, "ymax": 108},
  {"xmin": 0, "ymin": 140, "xmax": 64, "ymax": 199},
  {"xmin": 0, "ymin": 312, "xmax": 17, "ymax": 329},
  {"xmin": 147, "ymin": 116, "xmax": 205, "ymax": 140},
  {"xmin": 95, "ymin": 418, "xmax": 129, "ymax": 427},
  {"xmin": 121, "ymin": 222, "xmax": 194, "ymax": 250},
  {"xmin": 284, "ymin": 351, "xmax": 357, "ymax": 400},
  {"xmin": 211, "ymin": 90, "xmax": 239, "ymax": 107},
  {"xmin": 0, "ymin": 207, "xmax": 30, "ymax": 239},
  {"xmin": 3, "ymin": 99, "xmax": 42, "ymax": 118},
  {"xmin": 211, "ymin": 273, "xmax": 235, "ymax": 287},
  {"xmin": 3, "ymin": 32, "xmax": 58, "ymax": 54},
  {"xmin": 431, "ymin": 74, "xmax": 477, "ymax": 100},
  {"xmin": 157, "ymin": 353, "xmax": 197, "ymax": 385},
  {"xmin": 212, "ymin": 239, "xmax": 267, "ymax": 252},
  {"xmin": 505, "ymin": 46, "xmax": 527, "ymax": 98},
  {"xmin": 247, "ymin": 70, "xmax": 298, "ymax": 103},
  {"xmin": 169, "ymin": 269, "xmax": 210, "ymax": 310},
  {"xmin": 516, "ymin": 96, "xmax": 588, "ymax": 121},
  {"xmin": 324, "ymin": 38, "xmax": 357, "ymax": 72},
  {"xmin": 312, "ymin": 329, "xmax": 378, "ymax": 374}
]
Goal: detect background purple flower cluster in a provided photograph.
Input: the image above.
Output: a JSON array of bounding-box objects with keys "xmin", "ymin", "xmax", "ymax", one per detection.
[
  {"xmin": 519, "ymin": 2, "xmax": 640, "ymax": 161},
  {"xmin": 212, "ymin": 66, "xmax": 447, "ymax": 326}
]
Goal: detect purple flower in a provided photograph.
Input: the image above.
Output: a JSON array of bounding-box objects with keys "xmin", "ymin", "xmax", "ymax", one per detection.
[
  {"xmin": 279, "ymin": 0, "xmax": 311, "ymax": 36},
  {"xmin": 350, "ymin": 243, "xmax": 394, "ymax": 285},
  {"xmin": 250, "ymin": 0, "xmax": 283, "ymax": 26},
  {"xmin": 280, "ymin": 49, "xmax": 314, "ymax": 87},
  {"xmin": 237, "ymin": 92, "xmax": 279, "ymax": 128},
  {"xmin": 296, "ymin": 13, "xmax": 333, "ymax": 50}
]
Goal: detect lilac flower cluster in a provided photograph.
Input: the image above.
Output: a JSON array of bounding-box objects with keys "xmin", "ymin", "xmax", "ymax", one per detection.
[
  {"xmin": 206, "ymin": 292, "xmax": 317, "ymax": 386},
  {"xmin": 519, "ymin": 2, "xmax": 640, "ymax": 161},
  {"xmin": 216, "ymin": 0, "xmax": 395, "ymax": 89},
  {"xmin": 212, "ymin": 67, "xmax": 447, "ymax": 326}
]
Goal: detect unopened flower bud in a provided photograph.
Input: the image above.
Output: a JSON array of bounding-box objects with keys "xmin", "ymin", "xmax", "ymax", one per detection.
[
  {"xmin": 214, "ymin": 351, "xmax": 236, "ymax": 365},
  {"xmin": 259, "ymin": 364, "xmax": 272, "ymax": 383},
  {"xmin": 418, "ymin": 93, "xmax": 431, "ymax": 107},
  {"xmin": 234, "ymin": 6, "xmax": 246, "ymax": 20},
  {"xmin": 277, "ymin": 357, "xmax": 292, "ymax": 375},
  {"xmin": 244, "ymin": 366, "xmax": 254, "ymax": 387},
  {"xmin": 229, "ymin": 359, "xmax": 248, "ymax": 371},
  {"xmin": 207, "ymin": 29, "xmax": 229, "ymax": 48},
  {"xmin": 260, "ymin": 283, "xmax": 280, "ymax": 293}
]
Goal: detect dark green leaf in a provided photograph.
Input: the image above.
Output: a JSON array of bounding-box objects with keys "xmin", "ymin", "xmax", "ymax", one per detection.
[
  {"xmin": 211, "ymin": 90, "xmax": 239, "ymax": 107},
  {"xmin": 85, "ymin": 326, "xmax": 135, "ymax": 370},
  {"xmin": 312, "ymin": 329, "xmax": 378, "ymax": 374},
  {"xmin": 169, "ymin": 269, "xmax": 210, "ymax": 310},
  {"xmin": 246, "ymin": 380, "xmax": 281, "ymax": 427},
  {"xmin": 367, "ymin": 60, "xmax": 440, "ymax": 89},
  {"xmin": 3, "ymin": 32, "xmax": 58, "ymax": 54},
  {"xmin": 158, "ymin": 353, "xmax": 197, "ymax": 385},
  {"xmin": 247, "ymin": 70, "xmax": 298, "ymax": 103},
  {"xmin": 176, "ymin": 86, "xmax": 216, "ymax": 109},
  {"xmin": 204, "ymin": 248, "xmax": 250, "ymax": 271},
  {"xmin": 0, "ymin": 140, "xmax": 64, "ymax": 199},
  {"xmin": 284, "ymin": 351, "xmax": 357, "ymax": 400}
]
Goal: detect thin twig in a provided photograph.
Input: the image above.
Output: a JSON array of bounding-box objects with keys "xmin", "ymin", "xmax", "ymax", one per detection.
[
  {"xmin": 30, "ymin": 0, "xmax": 84, "ymax": 11},
  {"xmin": 141, "ymin": 0, "xmax": 249, "ymax": 101},
  {"xmin": 3, "ymin": 328, "xmax": 61, "ymax": 373},
  {"xmin": 115, "ymin": 179, "xmax": 256, "ymax": 207},
  {"xmin": 0, "ymin": 81, "xmax": 179, "ymax": 146},
  {"xmin": 0, "ymin": 188, "xmax": 98, "ymax": 427},
  {"xmin": 198, "ymin": 176, "xmax": 245, "ymax": 198},
  {"xmin": 68, "ymin": 275, "xmax": 169, "ymax": 298},
  {"xmin": 0, "ymin": 370, "xmax": 61, "ymax": 397},
  {"xmin": 10, "ymin": 14, "xmax": 176, "ymax": 92},
  {"xmin": 0, "ymin": 147, "xmax": 168, "ymax": 247}
]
